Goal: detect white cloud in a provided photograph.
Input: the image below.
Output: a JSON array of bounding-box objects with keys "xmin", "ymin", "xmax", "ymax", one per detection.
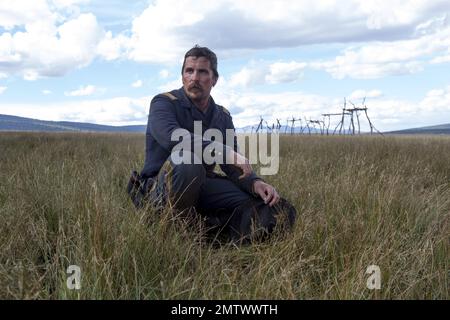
[
  {"xmin": 349, "ymin": 90, "xmax": 383, "ymax": 101},
  {"xmin": 42, "ymin": 89, "xmax": 52, "ymax": 95},
  {"xmin": 211, "ymin": 81, "xmax": 450, "ymax": 131},
  {"xmin": 159, "ymin": 69, "xmax": 170, "ymax": 79},
  {"xmin": 51, "ymin": 0, "xmax": 90, "ymax": 9},
  {"xmin": 92, "ymin": 0, "xmax": 450, "ymax": 81},
  {"xmin": 358, "ymin": 0, "xmax": 439, "ymax": 30},
  {"xmin": 212, "ymin": 84, "xmax": 334, "ymax": 128},
  {"xmin": 420, "ymin": 85, "xmax": 450, "ymax": 112},
  {"xmin": 0, "ymin": 1, "xmax": 105, "ymax": 79},
  {"xmin": 158, "ymin": 77, "xmax": 182, "ymax": 92},
  {"xmin": 1, "ymin": 84, "xmax": 449, "ymax": 131},
  {"xmin": 414, "ymin": 13, "xmax": 449, "ymax": 36},
  {"xmin": 313, "ymin": 57, "xmax": 425, "ymax": 80},
  {"xmin": 96, "ymin": 31, "xmax": 130, "ymax": 61},
  {"xmin": 1, "ymin": 0, "xmax": 450, "ymax": 133},
  {"xmin": 266, "ymin": 61, "xmax": 307, "ymax": 84},
  {"xmin": 65, "ymin": 85, "xmax": 98, "ymax": 96},
  {"xmin": 131, "ymin": 80, "xmax": 143, "ymax": 88},
  {"xmin": 2, "ymin": 0, "xmax": 450, "ymax": 78},
  {"xmin": 114, "ymin": 0, "xmax": 450, "ymax": 65},
  {"xmin": 24, "ymin": 70, "xmax": 40, "ymax": 81},
  {"xmin": 228, "ymin": 60, "xmax": 307, "ymax": 88},
  {"xmin": 228, "ymin": 65, "xmax": 267, "ymax": 88},
  {"xmin": 125, "ymin": 1, "xmax": 209, "ymax": 63},
  {"xmin": 0, "ymin": 86, "xmax": 7, "ymax": 94},
  {"xmin": 0, "ymin": 0, "xmax": 56, "ymax": 30},
  {"xmin": 311, "ymin": 24, "xmax": 450, "ymax": 79},
  {"xmin": 154, "ymin": 73, "xmax": 450, "ymax": 131},
  {"xmin": 0, "ymin": 96, "xmax": 151, "ymax": 126},
  {"xmin": 431, "ymin": 53, "xmax": 450, "ymax": 64}
]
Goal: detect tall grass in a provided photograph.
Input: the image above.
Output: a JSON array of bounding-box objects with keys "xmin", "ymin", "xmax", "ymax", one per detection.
[{"xmin": 0, "ymin": 132, "xmax": 448, "ymax": 299}]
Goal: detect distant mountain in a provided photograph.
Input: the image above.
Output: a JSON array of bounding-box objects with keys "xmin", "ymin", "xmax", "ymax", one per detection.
[
  {"xmin": 2, "ymin": 113, "xmax": 450, "ymax": 135},
  {"xmin": 386, "ymin": 123, "xmax": 450, "ymax": 135},
  {"xmin": 0, "ymin": 114, "xmax": 146, "ymax": 133}
]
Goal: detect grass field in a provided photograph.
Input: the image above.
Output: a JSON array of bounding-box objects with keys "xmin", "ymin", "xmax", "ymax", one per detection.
[{"xmin": 0, "ymin": 132, "xmax": 448, "ymax": 299}]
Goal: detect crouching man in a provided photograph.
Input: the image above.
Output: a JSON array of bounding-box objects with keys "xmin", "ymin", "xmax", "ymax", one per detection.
[{"xmin": 128, "ymin": 45, "xmax": 296, "ymax": 244}]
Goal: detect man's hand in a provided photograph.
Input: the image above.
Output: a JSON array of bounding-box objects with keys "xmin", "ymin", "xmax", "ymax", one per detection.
[
  {"xmin": 227, "ymin": 149, "xmax": 253, "ymax": 179},
  {"xmin": 253, "ymin": 180, "xmax": 280, "ymax": 207}
]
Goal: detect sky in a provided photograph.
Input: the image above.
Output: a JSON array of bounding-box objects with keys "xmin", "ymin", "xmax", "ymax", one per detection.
[{"xmin": 1, "ymin": 0, "xmax": 450, "ymax": 132}]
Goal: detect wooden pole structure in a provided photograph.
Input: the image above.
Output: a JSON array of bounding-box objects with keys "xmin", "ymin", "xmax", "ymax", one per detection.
[
  {"xmin": 349, "ymin": 109, "xmax": 355, "ymax": 135},
  {"xmin": 348, "ymin": 101, "xmax": 361, "ymax": 134},
  {"xmin": 264, "ymin": 120, "xmax": 272, "ymax": 133},
  {"xmin": 322, "ymin": 114, "xmax": 330, "ymax": 135},
  {"xmin": 323, "ymin": 113, "xmax": 342, "ymax": 135},
  {"xmin": 298, "ymin": 118, "xmax": 304, "ymax": 134},
  {"xmin": 290, "ymin": 117, "xmax": 296, "ymax": 135},
  {"xmin": 305, "ymin": 118, "xmax": 311, "ymax": 135},
  {"xmin": 276, "ymin": 119, "xmax": 282, "ymax": 133},
  {"xmin": 255, "ymin": 117, "xmax": 264, "ymax": 133},
  {"xmin": 339, "ymin": 98, "xmax": 347, "ymax": 134},
  {"xmin": 319, "ymin": 120, "xmax": 325, "ymax": 135}
]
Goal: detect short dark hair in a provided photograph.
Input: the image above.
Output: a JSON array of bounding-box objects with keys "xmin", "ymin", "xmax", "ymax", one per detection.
[{"xmin": 182, "ymin": 45, "xmax": 219, "ymax": 79}]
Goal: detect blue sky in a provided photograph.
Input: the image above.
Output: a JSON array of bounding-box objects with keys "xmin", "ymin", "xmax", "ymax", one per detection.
[{"xmin": 1, "ymin": 0, "xmax": 450, "ymax": 131}]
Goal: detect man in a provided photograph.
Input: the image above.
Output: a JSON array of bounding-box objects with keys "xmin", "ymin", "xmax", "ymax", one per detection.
[{"xmin": 134, "ymin": 45, "xmax": 295, "ymax": 243}]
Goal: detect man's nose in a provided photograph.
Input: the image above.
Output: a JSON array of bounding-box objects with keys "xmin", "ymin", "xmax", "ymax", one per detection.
[{"xmin": 190, "ymin": 70, "xmax": 200, "ymax": 81}]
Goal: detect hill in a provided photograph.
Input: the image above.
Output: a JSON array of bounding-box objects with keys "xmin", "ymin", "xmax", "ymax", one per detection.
[
  {"xmin": 0, "ymin": 114, "xmax": 146, "ymax": 133},
  {"xmin": 387, "ymin": 123, "xmax": 450, "ymax": 135},
  {"xmin": 2, "ymin": 113, "xmax": 450, "ymax": 135}
]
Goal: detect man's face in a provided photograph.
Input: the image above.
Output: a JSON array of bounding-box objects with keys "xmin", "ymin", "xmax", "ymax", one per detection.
[{"xmin": 182, "ymin": 56, "xmax": 217, "ymax": 102}]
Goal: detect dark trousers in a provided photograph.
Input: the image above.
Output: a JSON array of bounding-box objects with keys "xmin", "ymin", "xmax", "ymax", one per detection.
[
  {"xmin": 144, "ymin": 153, "xmax": 296, "ymax": 243},
  {"xmin": 146, "ymin": 153, "xmax": 253, "ymax": 213}
]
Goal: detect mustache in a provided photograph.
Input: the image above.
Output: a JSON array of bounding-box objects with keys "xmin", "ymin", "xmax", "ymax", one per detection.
[{"xmin": 189, "ymin": 84, "xmax": 202, "ymax": 90}]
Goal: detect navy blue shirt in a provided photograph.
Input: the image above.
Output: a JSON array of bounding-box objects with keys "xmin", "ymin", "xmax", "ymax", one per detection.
[{"xmin": 140, "ymin": 87, "xmax": 260, "ymax": 194}]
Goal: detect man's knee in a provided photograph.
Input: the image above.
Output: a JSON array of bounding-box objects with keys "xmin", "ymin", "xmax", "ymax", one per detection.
[
  {"xmin": 172, "ymin": 162, "xmax": 206, "ymax": 187},
  {"xmin": 166, "ymin": 152, "xmax": 206, "ymax": 209},
  {"xmin": 170, "ymin": 152, "xmax": 205, "ymax": 185}
]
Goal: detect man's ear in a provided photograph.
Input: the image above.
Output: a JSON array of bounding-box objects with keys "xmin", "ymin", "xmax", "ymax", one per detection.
[{"xmin": 213, "ymin": 76, "xmax": 218, "ymax": 87}]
